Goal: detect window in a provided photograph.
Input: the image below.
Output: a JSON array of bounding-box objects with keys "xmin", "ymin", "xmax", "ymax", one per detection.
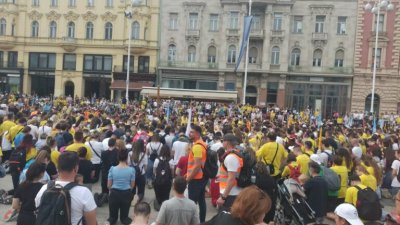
[
  {"xmin": 271, "ymin": 46, "xmax": 280, "ymax": 65},
  {"xmin": 293, "ymin": 16, "xmax": 303, "ymax": 33},
  {"xmin": 0, "ymin": 19, "xmax": 6, "ymax": 36},
  {"xmin": 183, "ymin": 80, "xmax": 196, "ymax": 89},
  {"xmin": 29, "ymin": 53, "xmax": 56, "ymax": 69},
  {"xmin": 67, "ymin": 22, "xmax": 75, "ymax": 38},
  {"xmin": 123, "ymin": 55, "xmax": 134, "ymax": 72},
  {"xmin": 251, "ymin": 15, "xmax": 261, "ymax": 31},
  {"xmin": 225, "ymin": 82, "xmax": 235, "ymax": 91},
  {"xmin": 83, "ymin": 55, "xmax": 112, "ymax": 71},
  {"xmin": 0, "ymin": 52, "xmax": 4, "ymax": 67},
  {"xmin": 315, "ymin": 16, "xmax": 325, "ymax": 33},
  {"xmin": 68, "ymin": 0, "xmax": 76, "ymax": 7},
  {"xmin": 273, "ymin": 13, "xmax": 282, "ymax": 31},
  {"xmin": 50, "ymin": 0, "xmax": 57, "ymax": 7},
  {"xmin": 63, "ymin": 54, "xmax": 76, "ymax": 71},
  {"xmin": 249, "ymin": 47, "xmax": 257, "ymax": 64},
  {"xmin": 313, "ymin": 49, "xmax": 322, "ymax": 67},
  {"xmin": 230, "ymin": 12, "xmax": 239, "ymax": 29},
  {"xmin": 31, "ymin": 21, "xmax": 39, "ymax": 37},
  {"xmin": 138, "ymin": 56, "xmax": 149, "ymax": 73},
  {"xmin": 132, "ymin": 21, "xmax": 140, "ymax": 39},
  {"xmin": 188, "ymin": 45, "xmax": 196, "ymax": 62},
  {"xmin": 267, "ymin": 82, "xmax": 278, "ymax": 104},
  {"xmin": 106, "ymin": 0, "xmax": 112, "ymax": 7},
  {"xmin": 86, "ymin": 22, "xmax": 94, "ymax": 39},
  {"xmin": 227, "ymin": 45, "xmax": 236, "ymax": 63},
  {"xmin": 375, "ymin": 14, "xmax": 384, "ymax": 32},
  {"xmin": 168, "ymin": 44, "xmax": 176, "ymax": 62},
  {"xmin": 169, "ymin": 13, "xmax": 178, "ymax": 30},
  {"xmin": 207, "ymin": 46, "xmax": 216, "ymax": 63},
  {"xmin": 372, "ymin": 48, "xmax": 382, "ymax": 68},
  {"xmin": 188, "ymin": 13, "xmax": 198, "ymax": 30},
  {"xmin": 337, "ymin": 16, "xmax": 346, "ymax": 34},
  {"xmin": 32, "ymin": 0, "xmax": 39, "ymax": 6},
  {"xmin": 198, "ymin": 81, "xmax": 217, "ymax": 90},
  {"xmin": 8, "ymin": 51, "xmax": 17, "ymax": 67},
  {"xmin": 49, "ymin": 21, "xmax": 57, "ymax": 38},
  {"xmin": 335, "ymin": 50, "xmax": 344, "ymax": 67},
  {"xmin": 104, "ymin": 22, "xmax": 112, "ymax": 40},
  {"xmin": 87, "ymin": 0, "xmax": 94, "ymax": 7},
  {"xmin": 209, "ymin": 14, "xmax": 219, "ymax": 31},
  {"xmin": 291, "ymin": 48, "xmax": 301, "ymax": 66}
]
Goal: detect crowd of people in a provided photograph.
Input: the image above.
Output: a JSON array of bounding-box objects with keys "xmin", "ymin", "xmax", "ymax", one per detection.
[{"xmin": 0, "ymin": 94, "xmax": 400, "ymax": 225}]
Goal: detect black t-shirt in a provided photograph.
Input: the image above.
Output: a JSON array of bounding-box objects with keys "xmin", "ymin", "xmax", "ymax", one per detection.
[
  {"xmin": 14, "ymin": 182, "xmax": 43, "ymax": 213},
  {"xmin": 304, "ymin": 176, "xmax": 328, "ymax": 217},
  {"xmin": 78, "ymin": 159, "xmax": 94, "ymax": 184},
  {"xmin": 101, "ymin": 149, "xmax": 118, "ymax": 176},
  {"xmin": 46, "ymin": 161, "xmax": 58, "ymax": 179},
  {"xmin": 202, "ymin": 211, "xmax": 245, "ymax": 225}
]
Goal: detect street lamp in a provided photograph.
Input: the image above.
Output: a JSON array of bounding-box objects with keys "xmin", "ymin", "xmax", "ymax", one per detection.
[
  {"xmin": 364, "ymin": 0, "xmax": 393, "ymax": 114},
  {"xmin": 124, "ymin": 0, "xmax": 142, "ymax": 103}
]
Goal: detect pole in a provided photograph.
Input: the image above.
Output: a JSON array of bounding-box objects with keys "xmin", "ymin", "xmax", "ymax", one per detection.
[
  {"xmin": 371, "ymin": 2, "xmax": 380, "ymax": 114},
  {"xmin": 126, "ymin": 5, "xmax": 132, "ymax": 104},
  {"xmin": 242, "ymin": 0, "xmax": 252, "ymax": 105}
]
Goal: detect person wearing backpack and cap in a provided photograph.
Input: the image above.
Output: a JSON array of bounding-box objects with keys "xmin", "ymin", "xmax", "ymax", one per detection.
[
  {"xmin": 334, "ymin": 203, "xmax": 364, "ymax": 225},
  {"xmin": 216, "ymin": 133, "xmax": 243, "ymax": 212}
]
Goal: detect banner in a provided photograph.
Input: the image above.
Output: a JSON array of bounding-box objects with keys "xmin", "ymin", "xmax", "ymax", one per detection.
[{"xmin": 234, "ymin": 16, "xmax": 253, "ymax": 72}]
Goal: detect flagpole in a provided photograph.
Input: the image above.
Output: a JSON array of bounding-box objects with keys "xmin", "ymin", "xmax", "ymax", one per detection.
[{"xmin": 242, "ymin": 0, "xmax": 252, "ymax": 105}]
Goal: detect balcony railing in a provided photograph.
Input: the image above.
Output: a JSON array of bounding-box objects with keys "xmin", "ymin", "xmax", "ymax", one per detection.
[
  {"xmin": 226, "ymin": 28, "xmax": 240, "ymax": 36},
  {"xmin": 250, "ymin": 29, "xmax": 264, "ymax": 38},
  {"xmin": 0, "ymin": 35, "xmax": 17, "ymax": 42},
  {"xmin": 159, "ymin": 61, "xmax": 218, "ymax": 69},
  {"xmin": 186, "ymin": 29, "xmax": 200, "ymax": 37},
  {"xmin": 0, "ymin": 61, "xmax": 23, "ymax": 68},
  {"xmin": 312, "ymin": 32, "xmax": 328, "ymax": 41},
  {"xmin": 62, "ymin": 37, "xmax": 77, "ymax": 43},
  {"xmin": 288, "ymin": 66, "xmax": 353, "ymax": 74},
  {"xmin": 271, "ymin": 30, "xmax": 284, "ymax": 37}
]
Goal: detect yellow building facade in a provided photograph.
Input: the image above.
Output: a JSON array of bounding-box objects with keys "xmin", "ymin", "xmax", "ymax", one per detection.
[{"xmin": 0, "ymin": 0, "xmax": 159, "ymax": 99}]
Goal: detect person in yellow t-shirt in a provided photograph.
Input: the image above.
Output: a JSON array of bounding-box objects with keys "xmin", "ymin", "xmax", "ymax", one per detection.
[
  {"xmin": 345, "ymin": 174, "xmax": 368, "ymax": 206},
  {"xmin": 281, "ymin": 153, "xmax": 301, "ymax": 178},
  {"xmin": 7, "ymin": 118, "xmax": 26, "ymax": 144},
  {"xmin": 303, "ymin": 141, "xmax": 315, "ymax": 156},
  {"xmin": 65, "ymin": 131, "xmax": 92, "ymax": 161},
  {"xmin": 256, "ymin": 132, "xmax": 288, "ymax": 177},
  {"xmin": 0, "ymin": 114, "xmax": 16, "ymax": 136},
  {"xmin": 292, "ymin": 146, "xmax": 310, "ymax": 175},
  {"xmin": 355, "ymin": 165, "xmax": 377, "ymax": 191},
  {"xmin": 331, "ymin": 156, "xmax": 348, "ymax": 201}
]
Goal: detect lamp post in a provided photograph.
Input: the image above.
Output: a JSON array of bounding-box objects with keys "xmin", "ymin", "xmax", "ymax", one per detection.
[{"xmin": 364, "ymin": 0, "xmax": 394, "ymax": 114}]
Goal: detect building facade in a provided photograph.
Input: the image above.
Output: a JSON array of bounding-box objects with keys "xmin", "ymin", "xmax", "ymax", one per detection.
[
  {"xmin": 352, "ymin": 0, "xmax": 400, "ymax": 115},
  {"xmin": 0, "ymin": 0, "xmax": 159, "ymax": 99},
  {"xmin": 159, "ymin": 0, "xmax": 357, "ymax": 117}
]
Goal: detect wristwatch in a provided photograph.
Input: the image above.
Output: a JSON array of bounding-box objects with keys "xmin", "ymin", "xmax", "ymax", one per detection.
[{"xmin": 220, "ymin": 194, "xmax": 227, "ymax": 200}]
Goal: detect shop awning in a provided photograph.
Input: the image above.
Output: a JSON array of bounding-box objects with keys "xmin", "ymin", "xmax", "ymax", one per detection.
[{"xmin": 110, "ymin": 80, "xmax": 154, "ymax": 91}]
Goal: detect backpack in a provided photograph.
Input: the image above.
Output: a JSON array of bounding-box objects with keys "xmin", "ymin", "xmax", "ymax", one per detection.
[
  {"xmin": 200, "ymin": 143, "xmax": 219, "ymax": 179},
  {"xmin": 35, "ymin": 181, "xmax": 83, "ymax": 225},
  {"xmin": 149, "ymin": 143, "xmax": 161, "ymax": 161},
  {"xmin": 8, "ymin": 147, "xmax": 27, "ymax": 173},
  {"xmin": 222, "ymin": 149, "xmax": 256, "ymax": 188},
  {"xmin": 323, "ymin": 151, "xmax": 333, "ymax": 167},
  {"xmin": 132, "ymin": 153, "xmax": 145, "ymax": 179},
  {"xmin": 321, "ymin": 166, "xmax": 340, "ymax": 192},
  {"xmin": 355, "ymin": 186, "xmax": 382, "ymax": 221},
  {"xmin": 154, "ymin": 158, "xmax": 172, "ymax": 187},
  {"xmin": 288, "ymin": 164, "xmax": 301, "ymax": 182}
]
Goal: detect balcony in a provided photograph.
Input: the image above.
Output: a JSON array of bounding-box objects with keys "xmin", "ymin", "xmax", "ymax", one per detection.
[
  {"xmin": 186, "ymin": 29, "xmax": 200, "ymax": 38},
  {"xmin": 288, "ymin": 66, "xmax": 353, "ymax": 75},
  {"xmin": 226, "ymin": 28, "xmax": 240, "ymax": 36},
  {"xmin": 0, "ymin": 1, "xmax": 18, "ymax": 12},
  {"xmin": 0, "ymin": 61, "xmax": 23, "ymax": 69},
  {"xmin": 159, "ymin": 61, "xmax": 218, "ymax": 70},
  {"xmin": 125, "ymin": 39, "xmax": 158, "ymax": 54},
  {"xmin": 312, "ymin": 33, "xmax": 328, "ymax": 41},
  {"xmin": 271, "ymin": 30, "xmax": 284, "ymax": 37},
  {"xmin": 250, "ymin": 29, "xmax": 264, "ymax": 39},
  {"xmin": 61, "ymin": 37, "xmax": 78, "ymax": 52},
  {"xmin": 0, "ymin": 35, "xmax": 17, "ymax": 50}
]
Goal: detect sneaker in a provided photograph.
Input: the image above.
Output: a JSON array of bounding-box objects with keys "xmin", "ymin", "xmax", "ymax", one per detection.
[
  {"xmin": 3, "ymin": 209, "xmax": 18, "ymax": 222},
  {"xmin": 94, "ymin": 193, "xmax": 102, "ymax": 207}
]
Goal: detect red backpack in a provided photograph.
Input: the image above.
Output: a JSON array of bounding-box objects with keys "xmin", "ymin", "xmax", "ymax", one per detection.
[{"xmin": 288, "ymin": 164, "xmax": 301, "ymax": 182}]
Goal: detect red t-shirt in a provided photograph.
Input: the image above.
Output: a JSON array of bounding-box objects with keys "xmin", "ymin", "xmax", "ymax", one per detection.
[{"xmin": 177, "ymin": 155, "xmax": 188, "ymax": 177}]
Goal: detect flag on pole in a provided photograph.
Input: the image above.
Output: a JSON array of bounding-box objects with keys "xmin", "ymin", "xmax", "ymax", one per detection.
[
  {"xmin": 185, "ymin": 108, "xmax": 192, "ymax": 137},
  {"xmin": 234, "ymin": 16, "xmax": 253, "ymax": 72},
  {"xmin": 373, "ymin": 116, "xmax": 377, "ymax": 133}
]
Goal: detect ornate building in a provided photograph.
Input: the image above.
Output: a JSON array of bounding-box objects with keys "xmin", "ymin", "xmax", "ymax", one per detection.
[
  {"xmin": 0, "ymin": 0, "xmax": 159, "ymax": 99},
  {"xmin": 158, "ymin": 0, "xmax": 357, "ymax": 117}
]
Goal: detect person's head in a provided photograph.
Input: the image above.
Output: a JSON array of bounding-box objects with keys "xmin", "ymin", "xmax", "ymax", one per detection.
[
  {"xmin": 36, "ymin": 150, "xmax": 50, "ymax": 165},
  {"xmin": 133, "ymin": 202, "xmax": 151, "ymax": 222},
  {"xmin": 151, "ymin": 133, "xmax": 160, "ymax": 142},
  {"xmin": 286, "ymin": 153, "xmax": 297, "ymax": 164},
  {"xmin": 20, "ymin": 134, "xmax": 33, "ymax": 148},
  {"xmin": 18, "ymin": 117, "xmax": 27, "ymax": 126},
  {"xmin": 22, "ymin": 126, "xmax": 31, "ymax": 134},
  {"xmin": 304, "ymin": 141, "xmax": 312, "ymax": 150},
  {"xmin": 355, "ymin": 165, "xmax": 368, "ymax": 176},
  {"xmin": 118, "ymin": 148, "xmax": 129, "ymax": 162},
  {"xmin": 74, "ymin": 131, "xmax": 84, "ymax": 143},
  {"xmin": 78, "ymin": 147, "xmax": 87, "ymax": 158},
  {"xmin": 159, "ymin": 145, "xmax": 171, "ymax": 159},
  {"xmin": 58, "ymin": 151, "xmax": 79, "ymax": 174},
  {"xmin": 189, "ymin": 125, "xmax": 202, "ymax": 141},
  {"xmin": 291, "ymin": 145, "xmax": 302, "ymax": 156},
  {"xmin": 173, "ymin": 176, "xmax": 187, "ymax": 195},
  {"xmin": 223, "ymin": 133, "xmax": 238, "ymax": 149},
  {"xmin": 108, "ymin": 138, "xmax": 116, "ymax": 149},
  {"xmin": 334, "ymin": 203, "xmax": 363, "ymax": 225},
  {"xmin": 231, "ymin": 186, "xmax": 272, "ymax": 225},
  {"xmin": 134, "ymin": 139, "xmax": 145, "ymax": 153},
  {"xmin": 25, "ymin": 162, "xmax": 46, "ymax": 183},
  {"xmin": 308, "ymin": 161, "xmax": 321, "ymax": 176},
  {"xmin": 46, "ymin": 136, "xmax": 56, "ymax": 148},
  {"xmin": 349, "ymin": 174, "xmax": 361, "ymax": 186},
  {"xmin": 267, "ymin": 132, "xmax": 277, "ymax": 142},
  {"xmin": 333, "ymin": 155, "xmax": 343, "ymax": 166},
  {"xmin": 116, "ymin": 139, "xmax": 126, "ymax": 150}
]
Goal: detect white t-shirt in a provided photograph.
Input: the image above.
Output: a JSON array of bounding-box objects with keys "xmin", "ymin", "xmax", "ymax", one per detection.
[
  {"xmin": 154, "ymin": 157, "xmax": 174, "ymax": 171},
  {"xmin": 147, "ymin": 142, "xmax": 163, "ymax": 155},
  {"xmin": 28, "ymin": 125, "xmax": 39, "ymax": 140},
  {"xmin": 128, "ymin": 152, "xmax": 148, "ymax": 175},
  {"xmin": 165, "ymin": 134, "xmax": 175, "ymax": 149},
  {"xmin": 38, "ymin": 125, "xmax": 52, "ymax": 137},
  {"xmin": 86, "ymin": 140, "xmax": 104, "ymax": 165},
  {"xmin": 35, "ymin": 181, "xmax": 97, "ymax": 225},
  {"xmin": 102, "ymin": 138, "xmax": 110, "ymax": 150},
  {"xmin": 392, "ymin": 160, "xmax": 400, "ymax": 187},
  {"xmin": 172, "ymin": 141, "xmax": 189, "ymax": 165},
  {"xmin": 220, "ymin": 154, "xmax": 242, "ymax": 196},
  {"xmin": 210, "ymin": 141, "xmax": 223, "ymax": 152}
]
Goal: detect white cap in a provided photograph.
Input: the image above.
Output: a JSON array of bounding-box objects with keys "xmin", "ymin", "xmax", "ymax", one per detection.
[
  {"xmin": 310, "ymin": 154, "xmax": 322, "ymax": 165},
  {"xmin": 352, "ymin": 147, "xmax": 362, "ymax": 160},
  {"xmin": 334, "ymin": 203, "xmax": 363, "ymax": 225}
]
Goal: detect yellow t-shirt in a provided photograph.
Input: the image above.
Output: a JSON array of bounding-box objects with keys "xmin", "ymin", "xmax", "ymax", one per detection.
[
  {"xmin": 331, "ymin": 165, "xmax": 348, "ymax": 198},
  {"xmin": 360, "ymin": 174, "xmax": 377, "ymax": 191},
  {"xmin": 192, "ymin": 144, "xmax": 203, "ymax": 158},
  {"xmin": 282, "ymin": 161, "xmax": 299, "ymax": 178},
  {"xmin": 296, "ymin": 154, "xmax": 310, "ymax": 175},
  {"xmin": 361, "ymin": 162, "xmax": 375, "ymax": 176},
  {"xmin": 51, "ymin": 150, "xmax": 60, "ymax": 168},
  {"xmin": 0, "ymin": 120, "xmax": 16, "ymax": 136},
  {"xmin": 7, "ymin": 124, "xmax": 24, "ymax": 143},
  {"xmin": 65, "ymin": 143, "xmax": 92, "ymax": 160},
  {"xmin": 256, "ymin": 142, "xmax": 288, "ymax": 176},
  {"xmin": 26, "ymin": 147, "xmax": 37, "ymax": 161},
  {"xmin": 345, "ymin": 184, "xmax": 368, "ymax": 206}
]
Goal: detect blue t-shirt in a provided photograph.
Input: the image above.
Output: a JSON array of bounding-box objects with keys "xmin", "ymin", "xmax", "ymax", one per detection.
[
  {"xmin": 108, "ymin": 166, "xmax": 135, "ymax": 190},
  {"xmin": 14, "ymin": 133, "xmax": 25, "ymax": 147}
]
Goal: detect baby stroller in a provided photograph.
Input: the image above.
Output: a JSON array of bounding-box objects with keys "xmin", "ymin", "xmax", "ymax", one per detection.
[{"xmin": 274, "ymin": 179, "xmax": 316, "ymax": 225}]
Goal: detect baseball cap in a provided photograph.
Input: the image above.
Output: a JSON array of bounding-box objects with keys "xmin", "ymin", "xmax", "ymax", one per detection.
[
  {"xmin": 352, "ymin": 147, "xmax": 362, "ymax": 160},
  {"xmin": 310, "ymin": 154, "xmax": 322, "ymax": 165},
  {"xmin": 334, "ymin": 203, "xmax": 363, "ymax": 225}
]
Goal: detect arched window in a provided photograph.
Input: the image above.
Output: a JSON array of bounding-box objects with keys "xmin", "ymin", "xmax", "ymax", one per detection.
[
  {"xmin": 168, "ymin": 44, "xmax": 176, "ymax": 62},
  {"xmin": 227, "ymin": 45, "xmax": 236, "ymax": 63},
  {"xmin": 85, "ymin": 22, "xmax": 94, "ymax": 39},
  {"xmin": 31, "ymin": 21, "xmax": 39, "ymax": 37},
  {"xmin": 104, "ymin": 22, "xmax": 113, "ymax": 40},
  {"xmin": 291, "ymin": 48, "xmax": 301, "ymax": 66},
  {"xmin": 0, "ymin": 18, "xmax": 6, "ymax": 36},
  {"xmin": 132, "ymin": 21, "xmax": 140, "ymax": 39},
  {"xmin": 313, "ymin": 49, "xmax": 322, "ymax": 67},
  {"xmin": 67, "ymin": 21, "xmax": 75, "ymax": 38},
  {"xmin": 249, "ymin": 47, "xmax": 258, "ymax": 64},
  {"xmin": 188, "ymin": 45, "xmax": 196, "ymax": 62},
  {"xmin": 49, "ymin": 21, "xmax": 57, "ymax": 38},
  {"xmin": 271, "ymin": 46, "xmax": 280, "ymax": 65},
  {"xmin": 207, "ymin": 46, "xmax": 216, "ymax": 63},
  {"xmin": 335, "ymin": 50, "xmax": 344, "ymax": 67}
]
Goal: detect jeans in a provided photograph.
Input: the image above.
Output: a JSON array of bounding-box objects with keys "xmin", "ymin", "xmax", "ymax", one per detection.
[
  {"xmin": 188, "ymin": 177, "xmax": 208, "ymax": 223},
  {"xmin": 132, "ymin": 174, "xmax": 146, "ymax": 201},
  {"xmin": 382, "ymin": 170, "xmax": 393, "ymax": 189},
  {"xmin": 108, "ymin": 189, "xmax": 133, "ymax": 225},
  {"xmin": 146, "ymin": 159, "xmax": 154, "ymax": 183}
]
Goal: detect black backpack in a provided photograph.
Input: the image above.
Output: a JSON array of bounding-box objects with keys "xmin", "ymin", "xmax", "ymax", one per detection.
[
  {"xmin": 132, "ymin": 153, "xmax": 145, "ymax": 179},
  {"xmin": 223, "ymin": 149, "xmax": 256, "ymax": 188},
  {"xmin": 355, "ymin": 186, "xmax": 382, "ymax": 221},
  {"xmin": 9, "ymin": 147, "xmax": 27, "ymax": 173},
  {"xmin": 154, "ymin": 158, "xmax": 172, "ymax": 186},
  {"xmin": 195, "ymin": 143, "xmax": 218, "ymax": 179},
  {"xmin": 35, "ymin": 181, "xmax": 83, "ymax": 225}
]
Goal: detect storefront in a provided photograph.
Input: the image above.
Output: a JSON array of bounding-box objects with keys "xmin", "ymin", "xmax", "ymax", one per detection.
[{"xmin": 30, "ymin": 71, "xmax": 54, "ymax": 97}]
